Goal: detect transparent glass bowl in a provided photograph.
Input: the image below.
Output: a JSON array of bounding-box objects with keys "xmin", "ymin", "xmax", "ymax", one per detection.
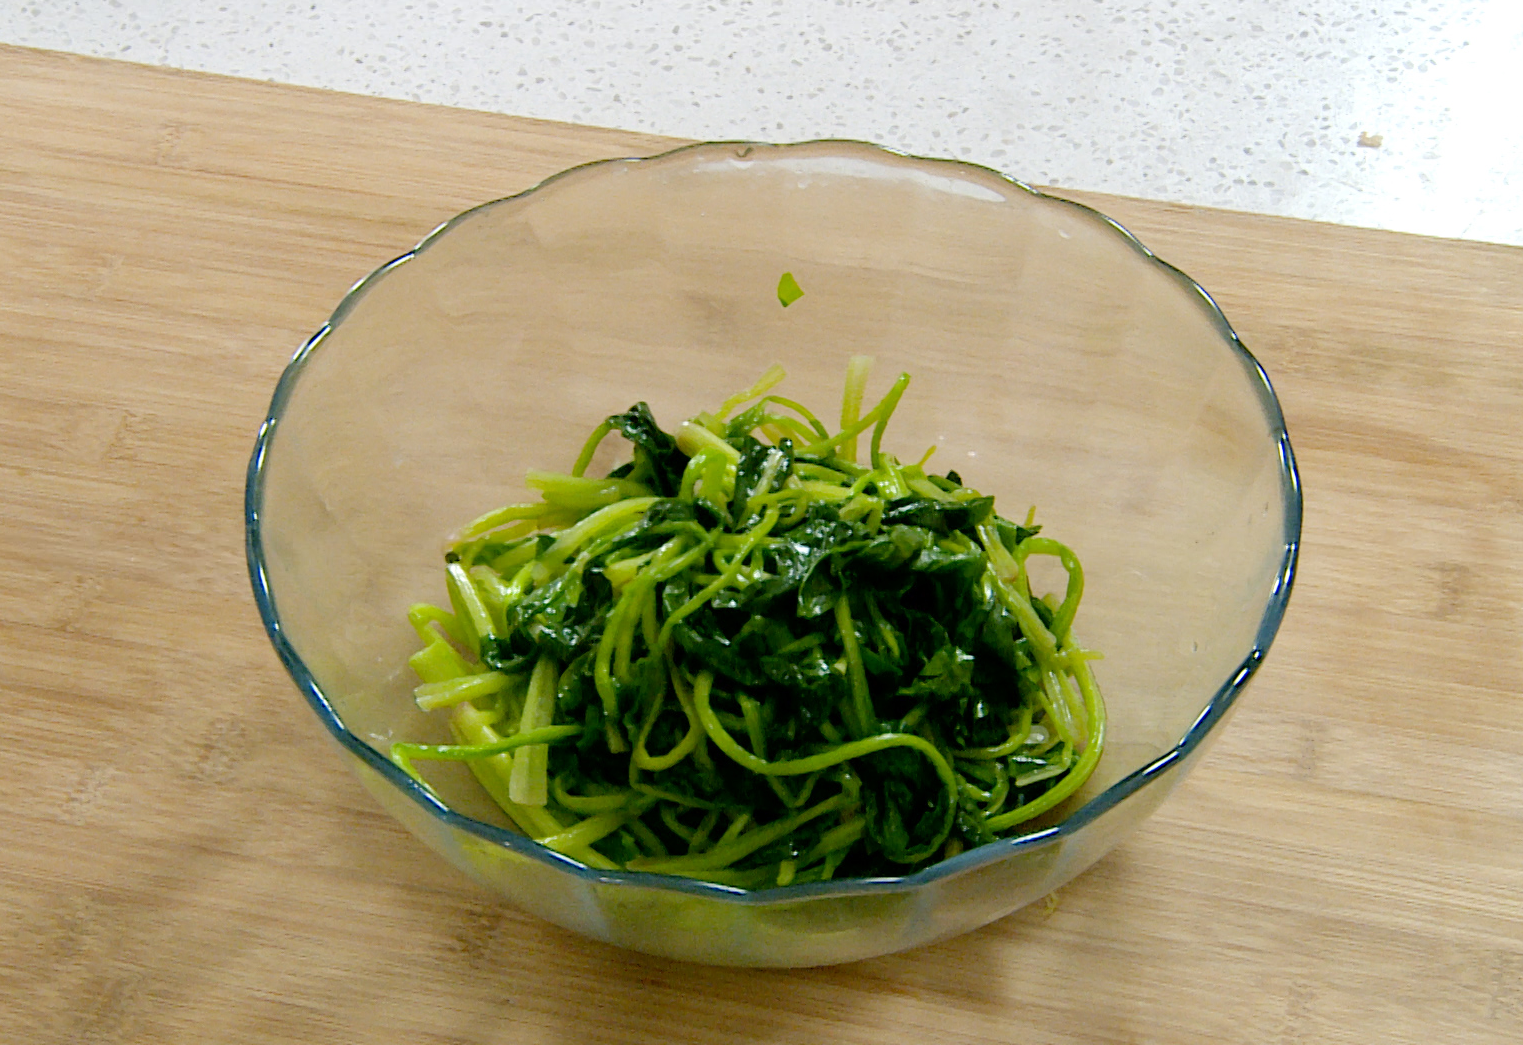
[{"xmin": 246, "ymin": 141, "xmax": 1300, "ymax": 967}]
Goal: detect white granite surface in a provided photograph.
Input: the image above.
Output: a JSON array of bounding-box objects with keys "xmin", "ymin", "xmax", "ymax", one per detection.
[{"xmin": 4, "ymin": 1, "xmax": 1519, "ymax": 245}]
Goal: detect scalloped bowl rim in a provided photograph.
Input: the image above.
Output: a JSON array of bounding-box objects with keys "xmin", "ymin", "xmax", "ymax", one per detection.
[{"xmin": 245, "ymin": 139, "xmax": 1303, "ymax": 904}]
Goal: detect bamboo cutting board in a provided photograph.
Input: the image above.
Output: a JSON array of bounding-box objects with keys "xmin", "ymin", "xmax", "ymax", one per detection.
[{"xmin": 2, "ymin": 43, "xmax": 1521, "ymax": 1045}]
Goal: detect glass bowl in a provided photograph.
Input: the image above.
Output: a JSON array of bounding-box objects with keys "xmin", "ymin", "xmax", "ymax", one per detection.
[{"xmin": 246, "ymin": 140, "xmax": 1300, "ymax": 967}]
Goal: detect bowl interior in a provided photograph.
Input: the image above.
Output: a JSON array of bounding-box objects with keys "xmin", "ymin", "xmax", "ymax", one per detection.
[{"xmin": 252, "ymin": 141, "xmax": 1296, "ymax": 880}]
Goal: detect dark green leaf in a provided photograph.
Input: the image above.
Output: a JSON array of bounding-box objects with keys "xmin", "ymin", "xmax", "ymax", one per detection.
[
  {"xmin": 605, "ymin": 402, "xmax": 687, "ymax": 497},
  {"xmin": 730, "ymin": 437, "xmax": 794, "ymax": 527},
  {"xmin": 718, "ymin": 503, "xmax": 862, "ymax": 616},
  {"xmin": 661, "ymin": 582, "xmax": 769, "ymax": 687},
  {"xmin": 881, "ymin": 495, "xmax": 994, "ymax": 536},
  {"xmin": 994, "ymin": 514, "xmax": 1042, "ymax": 552},
  {"xmin": 899, "ymin": 644, "xmax": 977, "ymax": 703},
  {"xmin": 848, "ymin": 525, "xmax": 931, "ymax": 574},
  {"xmin": 556, "ymin": 652, "xmax": 595, "ymax": 715}
]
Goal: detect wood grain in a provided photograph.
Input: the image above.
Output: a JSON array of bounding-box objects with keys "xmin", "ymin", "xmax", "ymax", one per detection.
[{"xmin": 2, "ymin": 42, "xmax": 1521, "ymax": 1044}]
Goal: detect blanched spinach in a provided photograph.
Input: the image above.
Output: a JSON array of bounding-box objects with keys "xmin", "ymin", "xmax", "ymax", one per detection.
[{"xmin": 395, "ymin": 363, "xmax": 1106, "ymax": 887}]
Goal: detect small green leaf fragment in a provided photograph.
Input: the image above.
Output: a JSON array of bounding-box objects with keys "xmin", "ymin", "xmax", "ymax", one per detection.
[{"xmin": 777, "ymin": 271, "xmax": 804, "ymax": 307}]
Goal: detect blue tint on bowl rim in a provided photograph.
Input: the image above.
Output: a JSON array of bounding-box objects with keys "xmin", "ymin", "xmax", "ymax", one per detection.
[{"xmin": 245, "ymin": 140, "xmax": 1303, "ymax": 903}]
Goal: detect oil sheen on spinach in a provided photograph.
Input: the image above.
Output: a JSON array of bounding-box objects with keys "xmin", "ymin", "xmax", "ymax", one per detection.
[{"xmin": 392, "ymin": 361, "xmax": 1106, "ymax": 887}]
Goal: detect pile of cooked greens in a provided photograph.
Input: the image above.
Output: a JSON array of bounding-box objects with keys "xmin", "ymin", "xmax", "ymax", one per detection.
[{"xmin": 393, "ymin": 361, "xmax": 1105, "ymax": 887}]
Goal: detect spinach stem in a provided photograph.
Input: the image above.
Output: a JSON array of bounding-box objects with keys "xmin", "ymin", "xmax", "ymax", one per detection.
[
  {"xmin": 508, "ymin": 653, "xmax": 560, "ymax": 806},
  {"xmin": 839, "ymin": 354, "xmax": 874, "ymax": 464},
  {"xmin": 833, "ymin": 596, "xmax": 877, "ymax": 738}
]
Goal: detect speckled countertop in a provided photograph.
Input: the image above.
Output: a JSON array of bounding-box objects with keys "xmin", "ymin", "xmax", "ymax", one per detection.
[{"xmin": 4, "ymin": 0, "xmax": 1520, "ymax": 245}]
